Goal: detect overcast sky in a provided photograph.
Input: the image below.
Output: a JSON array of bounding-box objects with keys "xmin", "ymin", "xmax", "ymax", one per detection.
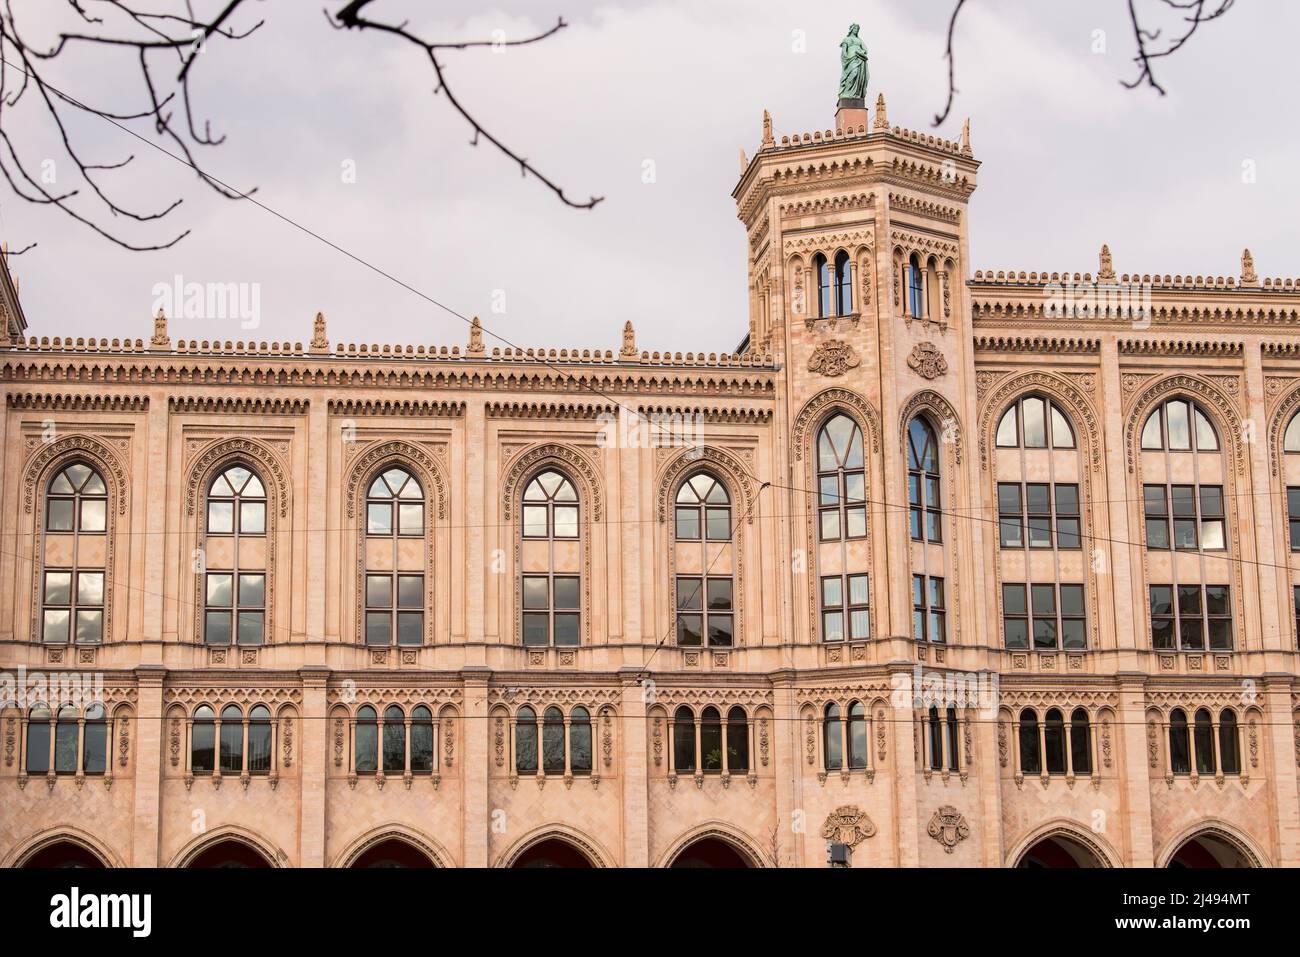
[{"xmin": 0, "ymin": 0, "xmax": 1294, "ymax": 353}]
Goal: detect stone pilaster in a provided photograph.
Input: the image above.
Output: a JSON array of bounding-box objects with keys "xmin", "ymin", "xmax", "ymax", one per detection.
[
  {"xmin": 130, "ymin": 665, "xmax": 165, "ymax": 866},
  {"xmin": 297, "ymin": 666, "xmax": 329, "ymax": 866},
  {"xmin": 461, "ymin": 666, "xmax": 490, "ymax": 867}
]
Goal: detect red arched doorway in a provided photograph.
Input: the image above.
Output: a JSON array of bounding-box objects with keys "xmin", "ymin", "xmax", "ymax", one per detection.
[
  {"xmin": 350, "ymin": 838, "xmax": 437, "ymax": 868},
  {"xmin": 1016, "ymin": 834, "xmax": 1106, "ymax": 868},
  {"xmin": 510, "ymin": 838, "xmax": 595, "ymax": 868},
  {"xmin": 21, "ymin": 841, "xmax": 107, "ymax": 868},
  {"xmin": 1167, "ymin": 833, "xmax": 1254, "ymax": 868},
  {"xmin": 669, "ymin": 836, "xmax": 754, "ymax": 868},
  {"xmin": 186, "ymin": 839, "xmax": 274, "ymax": 868}
]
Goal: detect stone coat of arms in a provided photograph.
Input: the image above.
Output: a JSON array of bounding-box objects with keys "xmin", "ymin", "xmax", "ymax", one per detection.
[
  {"xmin": 927, "ymin": 805, "xmax": 970, "ymax": 853},
  {"xmin": 907, "ymin": 342, "xmax": 949, "ymax": 380},
  {"xmin": 808, "ymin": 340, "xmax": 861, "ymax": 377},
  {"xmin": 821, "ymin": 804, "xmax": 877, "ymax": 848}
]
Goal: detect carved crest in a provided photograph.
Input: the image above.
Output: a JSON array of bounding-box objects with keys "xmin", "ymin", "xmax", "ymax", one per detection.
[
  {"xmin": 926, "ymin": 805, "xmax": 970, "ymax": 853},
  {"xmin": 907, "ymin": 342, "xmax": 948, "ymax": 380},
  {"xmin": 821, "ymin": 805, "xmax": 877, "ymax": 848},
  {"xmin": 808, "ymin": 340, "xmax": 861, "ymax": 378}
]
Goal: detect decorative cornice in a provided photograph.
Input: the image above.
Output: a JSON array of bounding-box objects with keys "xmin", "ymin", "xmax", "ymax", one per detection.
[
  {"xmin": 973, "ymin": 335, "xmax": 1100, "ymax": 354},
  {"xmin": 486, "ymin": 401, "xmax": 615, "ymax": 420},
  {"xmin": 329, "ymin": 399, "xmax": 463, "ymax": 417},
  {"xmin": 7, "ymin": 392, "xmax": 148, "ymax": 412},
  {"xmin": 169, "ymin": 396, "xmax": 308, "ymax": 415}
]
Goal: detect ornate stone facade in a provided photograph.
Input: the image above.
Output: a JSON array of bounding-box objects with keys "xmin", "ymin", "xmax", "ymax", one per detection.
[{"xmin": 0, "ymin": 94, "xmax": 1296, "ymax": 870}]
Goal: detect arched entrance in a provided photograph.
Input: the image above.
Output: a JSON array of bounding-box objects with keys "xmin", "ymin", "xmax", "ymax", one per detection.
[
  {"xmin": 350, "ymin": 838, "xmax": 437, "ymax": 868},
  {"xmin": 186, "ymin": 838, "xmax": 275, "ymax": 868},
  {"xmin": 510, "ymin": 838, "xmax": 595, "ymax": 868},
  {"xmin": 669, "ymin": 837, "xmax": 753, "ymax": 868},
  {"xmin": 20, "ymin": 840, "xmax": 107, "ymax": 868},
  {"xmin": 1167, "ymin": 833, "xmax": 1254, "ymax": 869},
  {"xmin": 1016, "ymin": 834, "xmax": 1106, "ymax": 868}
]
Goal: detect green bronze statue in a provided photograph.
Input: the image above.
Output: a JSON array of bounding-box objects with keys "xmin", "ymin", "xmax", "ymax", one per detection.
[{"xmin": 838, "ymin": 24, "xmax": 869, "ymax": 101}]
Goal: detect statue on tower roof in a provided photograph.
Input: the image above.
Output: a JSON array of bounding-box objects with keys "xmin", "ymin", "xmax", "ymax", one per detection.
[{"xmin": 838, "ymin": 24, "xmax": 869, "ymax": 103}]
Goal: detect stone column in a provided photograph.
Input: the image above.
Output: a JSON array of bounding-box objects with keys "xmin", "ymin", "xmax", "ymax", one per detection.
[
  {"xmin": 297, "ymin": 666, "xmax": 329, "ymax": 867},
  {"xmin": 130, "ymin": 665, "xmax": 165, "ymax": 866}
]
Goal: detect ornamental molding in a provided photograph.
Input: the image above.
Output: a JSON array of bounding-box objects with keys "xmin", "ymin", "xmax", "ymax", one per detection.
[
  {"xmin": 654, "ymin": 445, "xmax": 758, "ymax": 526},
  {"xmin": 782, "ymin": 230, "xmax": 874, "ymax": 257},
  {"xmin": 889, "ymin": 229, "xmax": 959, "ymax": 261},
  {"xmin": 977, "ymin": 370, "xmax": 1102, "ymax": 473},
  {"xmin": 907, "ymin": 342, "xmax": 948, "ymax": 380},
  {"xmin": 972, "ymin": 334, "xmax": 1100, "ymax": 354},
  {"xmin": 23, "ymin": 432, "xmax": 130, "ymax": 517},
  {"xmin": 501, "ymin": 443, "xmax": 604, "ymax": 523},
  {"xmin": 777, "ymin": 192, "xmax": 876, "ymax": 217},
  {"xmin": 1269, "ymin": 379, "xmax": 1300, "ymax": 476},
  {"xmin": 329, "ymin": 399, "xmax": 464, "ymax": 418},
  {"xmin": 792, "ymin": 388, "xmax": 882, "ymax": 461},
  {"xmin": 898, "ymin": 389, "xmax": 963, "ymax": 467},
  {"xmin": 169, "ymin": 396, "xmax": 307, "ymax": 415},
  {"xmin": 1124, "ymin": 374, "xmax": 1245, "ymax": 476},
  {"xmin": 821, "ymin": 805, "xmax": 876, "ymax": 848},
  {"xmin": 344, "ymin": 438, "xmax": 449, "ymax": 522},
  {"xmin": 185, "ymin": 436, "xmax": 291, "ymax": 519},
  {"xmin": 927, "ymin": 805, "xmax": 970, "ymax": 854},
  {"xmin": 8, "ymin": 392, "xmax": 149, "ymax": 412},
  {"xmin": 807, "ymin": 340, "xmax": 861, "ymax": 378},
  {"xmin": 888, "ymin": 192, "xmax": 961, "ymax": 223},
  {"xmin": 487, "ymin": 688, "xmax": 620, "ymax": 710}
]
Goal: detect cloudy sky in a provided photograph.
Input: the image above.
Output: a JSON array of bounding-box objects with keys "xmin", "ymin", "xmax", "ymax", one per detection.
[{"xmin": 0, "ymin": 0, "xmax": 1294, "ymax": 353}]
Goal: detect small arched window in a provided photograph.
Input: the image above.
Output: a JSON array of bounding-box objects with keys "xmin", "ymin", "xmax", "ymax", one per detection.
[
  {"xmin": 1140, "ymin": 398, "xmax": 1219, "ymax": 451},
  {"xmin": 1219, "ymin": 709, "xmax": 1240, "ymax": 775},
  {"xmin": 25, "ymin": 704, "xmax": 52, "ymax": 774},
  {"xmin": 727, "ymin": 707, "xmax": 749, "ymax": 773},
  {"xmin": 383, "ymin": 705, "xmax": 406, "ymax": 773},
  {"xmin": 355, "ymin": 705, "xmax": 378, "ymax": 774},
  {"xmin": 365, "ymin": 467, "xmax": 425, "ymax": 646},
  {"xmin": 675, "ymin": 473, "xmax": 730, "ymax": 541},
  {"xmin": 83, "ymin": 702, "xmax": 108, "ymax": 775},
  {"xmin": 824, "ymin": 703, "xmax": 843, "ymax": 771},
  {"xmin": 946, "ymin": 707, "xmax": 960, "ymax": 771},
  {"xmin": 515, "ymin": 706, "xmax": 538, "ymax": 775},
  {"xmin": 907, "ymin": 253, "xmax": 924, "ymax": 318},
  {"xmin": 673, "ymin": 706, "xmax": 695, "ymax": 772},
  {"xmin": 206, "ymin": 464, "xmax": 265, "ymax": 535},
  {"xmin": 907, "ymin": 417, "xmax": 942, "ymax": 543},
  {"xmin": 192, "ymin": 705, "xmax": 216, "ymax": 774},
  {"xmin": 701, "ymin": 706, "xmax": 723, "ymax": 772},
  {"xmin": 1044, "ymin": 708, "xmax": 1066, "ymax": 775},
  {"xmin": 248, "ymin": 705, "xmax": 272, "ymax": 774},
  {"xmin": 927, "ymin": 706, "xmax": 943, "ymax": 771},
  {"xmin": 542, "ymin": 706, "xmax": 565, "ymax": 774},
  {"xmin": 219, "ymin": 704, "xmax": 243, "ymax": 774},
  {"xmin": 1168, "ymin": 708, "xmax": 1190, "ymax": 775},
  {"xmin": 1285, "ymin": 413, "xmax": 1300, "ymax": 453},
  {"xmin": 815, "ymin": 254, "xmax": 832, "ymax": 318},
  {"xmin": 42, "ymin": 463, "xmax": 107, "ymax": 645},
  {"xmin": 1194, "ymin": 707, "xmax": 1216, "ymax": 775},
  {"xmin": 996, "ymin": 396, "xmax": 1076, "ymax": 449},
  {"xmin": 817, "ymin": 413, "xmax": 866, "ymax": 541},
  {"xmin": 834, "ymin": 250, "xmax": 853, "ymax": 315},
  {"xmin": 1018, "ymin": 709, "xmax": 1040, "ymax": 774},
  {"xmin": 571, "ymin": 707, "xmax": 592, "ymax": 775},
  {"xmin": 1070, "ymin": 708, "xmax": 1091, "ymax": 775},
  {"xmin": 54, "ymin": 705, "xmax": 79, "ymax": 774},
  {"xmin": 847, "ymin": 701, "xmax": 867, "ymax": 769},
  {"xmin": 523, "ymin": 469, "xmax": 578, "ymax": 539},
  {"xmin": 410, "ymin": 706, "xmax": 434, "ymax": 772}
]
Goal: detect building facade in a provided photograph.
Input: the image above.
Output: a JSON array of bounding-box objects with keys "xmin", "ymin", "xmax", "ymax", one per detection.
[{"xmin": 1, "ymin": 92, "xmax": 1297, "ymax": 869}]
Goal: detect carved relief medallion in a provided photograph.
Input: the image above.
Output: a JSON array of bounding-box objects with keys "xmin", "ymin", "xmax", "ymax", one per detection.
[
  {"xmin": 821, "ymin": 805, "xmax": 877, "ymax": 848},
  {"xmin": 808, "ymin": 340, "xmax": 861, "ymax": 377},
  {"xmin": 927, "ymin": 805, "xmax": 970, "ymax": 853},
  {"xmin": 907, "ymin": 342, "xmax": 949, "ymax": 379}
]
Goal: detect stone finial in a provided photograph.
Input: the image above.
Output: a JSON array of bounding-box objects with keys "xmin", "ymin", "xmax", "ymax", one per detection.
[
  {"xmin": 873, "ymin": 93, "xmax": 889, "ymax": 131},
  {"xmin": 739, "ymin": 147, "xmax": 748, "ymax": 175},
  {"xmin": 761, "ymin": 109, "xmax": 774, "ymax": 149},
  {"xmin": 149, "ymin": 307, "xmax": 170, "ymax": 350},
  {"xmin": 1241, "ymin": 248, "xmax": 1258, "ymax": 285},
  {"xmin": 961, "ymin": 118, "xmax": 971, "ymax": 154},
  {"xmin": 467, "ymin": 315, "xmax": 486, "ymax": 357},
  {"xmin": 620, "ymin": 320, "xmax": 638, "ymax": 360},
  {"xmin": 1098, "ymin": 244, "xmax": 1115, "ymax": 281},
  {"xmin": 310, "ymin": 311, "xmax": 328, "ymax": 352}
]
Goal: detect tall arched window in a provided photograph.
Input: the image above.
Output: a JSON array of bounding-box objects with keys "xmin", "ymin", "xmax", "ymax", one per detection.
[
  {"xmin": 571, "ymin": 707, "xmax": 592, "ymax": 774},
  {"xmin": 515, "ymin": 706, "xmax": 538, "ymax": 774},
  {"xmin": 1070, "ymin": 708, "xmax": 1091, "ymax": 775},
  {"xmin": 1168, "ymin": 708, "xmax": 1190, "ymax": 775},
  {"xmin": 673, "ymin": 707, "xmax": 695, "ymax": 772},
  {"xmin": 701, "ymin": 706, "xmax": 723, "ymax": 772},
  {"xmin": 834, "ymin": 250, "xmax": 853, "ymax": 315},
  {"xmin": 824, "ymin": 703, "xmax": 842, "ymax": 771},
  {"xmin": 521, "ymin": 469, "xmax": 581, "ymax": 647},
  {"xmin": 204, "ymin": 464, "xmax": 267, "ymax": 646},
  {"xmin": 542, "ymin": 706, "xmax": 566, "ymax": 774},
  {"xmin": 54, "ymin": 705, "xmax": 78, "ymax": 774},
  {"xmin": 25, "ymin": 704, "xmax": 51, "ymax": 774},
  {"xmin": 1219, "ymin": 709, "xmax": 1240, "ymax": 775},
  {"xmin": 817, "ymin": 414, "xmax": 867, "ymax": 541},
  {"xmin": 907, "ymin": 417, "xmax": 942, "ymax": 543},
  {"xmin": 219, "ymin": 704, "xmax": 243, "ymax": 774},
  {"xmin": 946, "ymin": 707, "xmax": 960, "ymax": 770},
  {"xmin": 383, "ymin": 705, "xmax": 406, "ymax": 772},
  {"xmin": 83, "ymin": 702, "xmax": 107, "ymax": 775},
  {"xmin": 927, "ymin": 706, "xmax": 943, "ymax": 771},
  {"xmin": 248, "ymin": 705, "xmax": 272, "ymax": 774},
  {"xmin": 355, "ymin": 705, "xmax": 378, "ymax": 774},
  {"xmin": 675, "ymin": 473, "xmax": 734, "ymax": 648},
  {"xmin": 411, "ymin": 706, "xmax": 434, "ymax": 772},
  {"xmin": 814, "ymin": 253, "xmax": 832, "ymax": 318},
  {"xmin": 907, "ymin": 253, "xmax": 924, "ymax": 318},
  {"xmin": 727, "ymin": 707, "xmax": 749, "ymax": 772},
  {"xmin": 42, "ymin": 462, "xmax": 107, "ymax": 644},
  {"xmin": 1044, "ymin": 708, "xmax": 1066, "ymax": 774},
  {"xmin": 848, "ymin": 701, "xmax": 867, "ymax": 769},
  {"xmin": 1140, "ymin": 398, "xmax": 1220, "ymax": 451},
  {"xmin": 1194, "ymin": 708, "xmax": 1216, "ymax": 775},
  {"xmin": 1285, "ymin": 412, "xmax": 1300, "ymax": 453},
  {"xmin": 364, "ymin": 467, "xmax": 425, "ymax": 646},
  {"xmin": 1018, "ymin": 709, "xmax": 1040, "ymax": 774},
  {"xmin": 996, "ymin": 396, "xmax": 1076, "ymax": 449},
  {"xmin": 192, "ymin": 705, "xmax": 216, "ymax": 774}
]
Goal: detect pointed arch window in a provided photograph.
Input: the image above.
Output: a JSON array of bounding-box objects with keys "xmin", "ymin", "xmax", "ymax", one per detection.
[
  {"xmin": 204, "ymin": 464, "xmax": 267, "ymax": 646},
  {"xmin": 521, "ymin": 469, "xmax": 582, "ymax": 647},
  {"xmin": 701, "ymin": 706, "xmax": 724, "ymax": 772},
  {"xmin": 42, "ymin": 462, "xmax": 107, "ymax": 644},
  {"xmin": 1219, "ymin": 709, "xmax": 1240, "ymax": 775},
  {"xmin": 675, "ymin": 473, "xmax": 734, "ymax": 648},
  {"xmin": 673, "ymin": 707, "xmax": 696, "ymax": 772},
  {"xmin": 1018, "ymin": 709, "xmax": 1041, "ymax": 774},
  {"xmin": 907, "ymin": 253, "xmax": 924, "ymax": 318},
  {"xmin": 571, "ymin": 707, "xmax": 593, "ymax": 774},
  {"xmin": 727, "ymin": 706, "xmax": 749, "ymax": 773},
  {"xmin": 675, "ymin": 473, "xmax": 730, "ymax": 541},
  {"xmin": 355, "ymin": 706, "xmax": 378, "ymax": 774},
  {"xmin": 907, "ymin": 417, "xmax": 942, "ymax": 543},
  {"xmin": 1140, "ymin": 398, "xmax": 1219, "ymax": 451},
  {"xmin": 192, "ymin": 705, "xmax": 216, "ymax": 774},
  {"xmin": 1168, "ymin": 708, "xmax": 1191, "ymax": 775},
  {"xmin": 1070, "ymin": 708, "xmax": 1092, "ymax": 775},
  {"xmin": 364, "ymin": 466, "xmax": 425, "ymax": 646},
  {"xmin": 411, "ymin": 706, "xmax": 434, "ymax": 772},
  {"xmin": 1043, "ymin": 708, "xmax": 1067, "ymax": 774},
  {"xmin": 542, "ymin": 706, "xmax": 566, "ymax": 774},
  {"xmin": 834, "ymin": 250, "xmax": 853, "ymax": 315},
  {"xmin": 996, "ymin": 395, "xmax": 1076, "ymax": 449},
  {"xmin": 248, "ymin": 705, "xmax": 272, "ymax": 774},
  {"xmin": 818, "ymin": 414, "xmax": 867, "ymax": 541},
  {"xmin": 515, "ymin": 706, "xmax": 539, "ymax": 774},
  {"xmin": 1194, "ymin": 708, "xmax": 1216, "ymax": 775},
  {"xmin": 814, "ymin": 253, "xmax": 832, "ymax": 318}
]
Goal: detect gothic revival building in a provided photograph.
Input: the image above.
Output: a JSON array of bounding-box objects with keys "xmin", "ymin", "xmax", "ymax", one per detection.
[{"xmin": 1, "ymin": 91, "xmax": 1296, "ymax": 869}]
